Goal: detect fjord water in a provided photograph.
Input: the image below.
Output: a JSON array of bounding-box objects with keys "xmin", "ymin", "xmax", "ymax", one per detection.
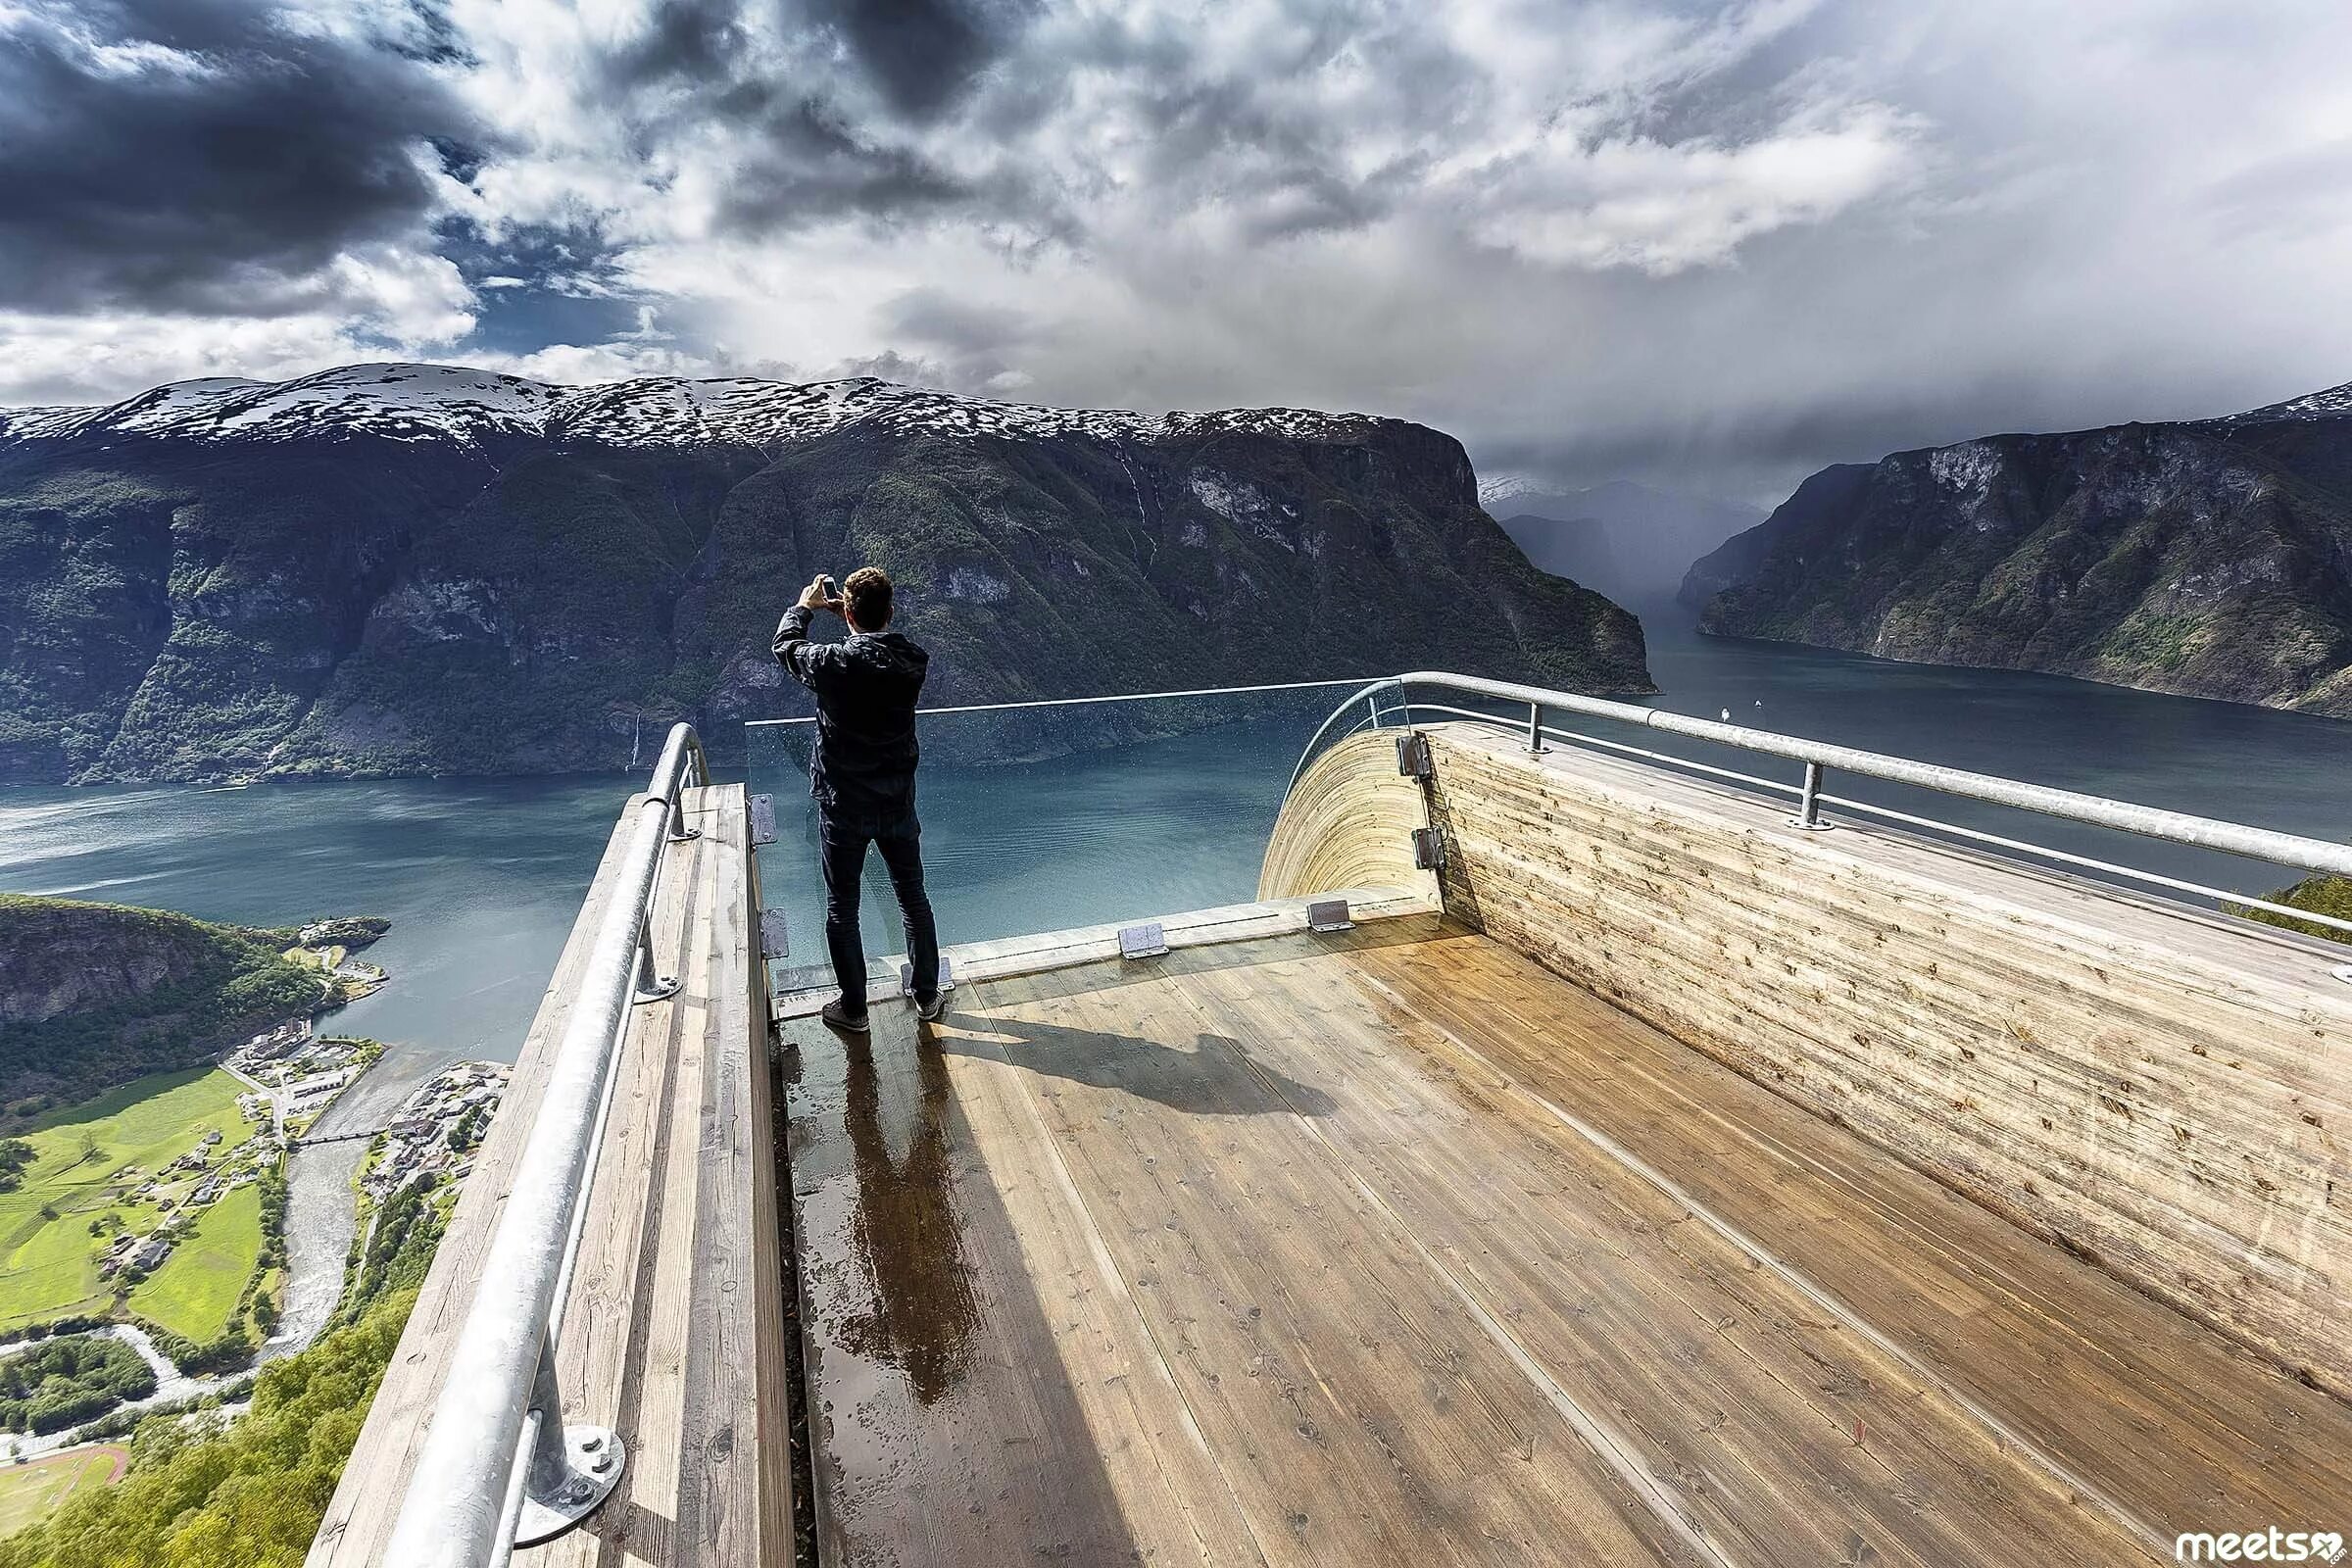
[
  {"xmin": 6, "ymin": 607, "xmax": 2348, "ymax": 1083},
  {"xmin": 11, "ymin": 614, "xmax": 2328, "ymax": 1356}
]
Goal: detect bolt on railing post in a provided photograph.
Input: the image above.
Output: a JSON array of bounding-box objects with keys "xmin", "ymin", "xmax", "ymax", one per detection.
[
  {"xmin": 511, "ymin": 1340, "xmax": 624, "ymax": 1546},
  {"xmin": 1526, "ymin": 702, "xmax": 1547, "ymax": 755},
  {"xmin": 1791, "ymin": 760, "xmax": 1833, "ymax": 831}
]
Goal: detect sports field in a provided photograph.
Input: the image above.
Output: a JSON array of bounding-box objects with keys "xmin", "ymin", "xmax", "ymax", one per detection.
[
  {"xmin": 0, "ymin": 1069, "xmax": 253, "ymax": 1334},
  {"xmin": 129, "ymin": 1183, "xmax": 263, "ymax": 1343},
  {"xmin": 0, "ymin": 1446, "xmax": 126, "ymax": 1538}
]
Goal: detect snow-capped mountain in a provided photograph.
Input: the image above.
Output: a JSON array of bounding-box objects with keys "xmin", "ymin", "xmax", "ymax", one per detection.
[
  {"xmin": 1476, "ymin": 473, "xmax": 1544, "ymax": 509},
  {"xmin": 0, "ymin": 361, "xmax": 1648, "ymax": 785},
  {"xmin": 0, "ymin": 362, "xmax": 1383, "ymax": 451},
  {"xmin": 2215, "ymin": 378, "xmax": 2352, "ymax": 427}
]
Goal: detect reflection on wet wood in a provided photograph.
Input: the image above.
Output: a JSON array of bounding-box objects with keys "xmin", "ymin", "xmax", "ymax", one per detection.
[{"xmin": 782, "ymin": 919, "xmax": 2352, "ymax": 1566}]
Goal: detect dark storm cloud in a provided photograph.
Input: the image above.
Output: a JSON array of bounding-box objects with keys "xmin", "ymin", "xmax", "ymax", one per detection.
[
  {"xmin": 606, "ymin": 0, "xmax": 747, "ymax": 88},
  {"xmin": 0, "ymin": 0, "xmax": 480, "ymax": 316},
  {"xmin": 799, "ymin": 0, "xmax": 1022, "ymax": 121},
  {"xmin": 710, "ymin": 93, "xmax": 982, "ymax": 230}
]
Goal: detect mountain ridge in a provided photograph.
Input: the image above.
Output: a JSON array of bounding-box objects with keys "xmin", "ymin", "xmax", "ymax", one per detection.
[
  {"xmin": 0, "ymin": 362, "xmax": 1392, "ymax": 451},
  {"xmin": 0, "ymin": 363, "xmax": 1653, "ymax": 783},
  {"xmin": 1682, "ymin": 380, "xmax": 2352, "ymax": 718}
]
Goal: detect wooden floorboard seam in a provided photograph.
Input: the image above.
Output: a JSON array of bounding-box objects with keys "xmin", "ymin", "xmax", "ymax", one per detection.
[
  {"xmin": 1134, "ymin": 956, "xmax": 1741, "ymax": 1568},
  {"xmin": 976, "ymin": 997, "xmax": 1284, "ymax": 1568},
  {"xmin": 1189, "ymin": 1006, "xmax": 1747, "ymax": 1568},
  {"xmin": 1343, "ymin": 958, "xmax": 2178, "ymax": 1564}
]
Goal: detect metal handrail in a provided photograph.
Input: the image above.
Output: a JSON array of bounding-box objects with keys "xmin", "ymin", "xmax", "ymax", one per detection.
[
  {"xmin": 743, "ymin": 674, "xmax": 1379, "ymax": 727},
  {"xmin": 382, "ymin": 723, "xmax": 709, "ymax": 1568},
  {"xmin": 1295, "ymin": 672, "xmax": 2352, "ymax": 936}
]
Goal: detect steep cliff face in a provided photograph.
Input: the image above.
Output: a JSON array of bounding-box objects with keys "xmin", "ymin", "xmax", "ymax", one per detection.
[
  {"xmin": 1683, "ymin": 385, "xmax": 2352, "ymax": 716},
  {"xmin": 0, "ymin": 896, "xmax": 328, "ymax": 1113},
  {"xmin": 0, "ymin": 365, "xmax": 1651, "ymax": 781}
]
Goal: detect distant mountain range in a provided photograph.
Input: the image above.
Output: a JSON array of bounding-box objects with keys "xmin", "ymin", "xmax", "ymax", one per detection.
[
  {"xmin": 1480, "ymin": 479, "xmax": 1762, "ymax": 603},
  {"xmin": 1683, "ymin": 382, "xmax": 2352, "ymax": 717},
  {"xmin": 0, "ymin": 363, "xmax": 1650, "ymax": 782}
]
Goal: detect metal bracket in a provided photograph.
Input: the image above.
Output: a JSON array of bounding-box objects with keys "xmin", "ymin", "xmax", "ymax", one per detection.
[
  {"xmin": 760, "ymin": 907, "xmax": 791, "ymax": 960},
  {"xmin": 901, "ymin": 953, "xmax": 955, "ymax": 997},
  {"xmin": 632, "ymin": 975, "xmax": 681, "ymax": 1004},
  {"xmin": 1307, "ymin": 898, "xmax": 1353, "ymax": 933},
  {"xmin": 1411, "ymin": 827, "xmax": 1446, "ymax": 871},
  {"xmin": 1396, "ymin": 731, "xmax": 1433, "ymax": 778},
  {"xmin": 1118, "ymin": 921, "xmax": 1169, "ymax": 959},
  {"xmin": 749, "ymin": 792, "xmax": 778, "ymax": 847},
  {"xmin": 514, "ymin": 1425, "xmax": 626, "ymax": 1546}
]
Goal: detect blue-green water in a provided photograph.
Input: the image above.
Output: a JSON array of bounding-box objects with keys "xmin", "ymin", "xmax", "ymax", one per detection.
[{"xmin": 4, "ymin": 608, "xmax": 2347, "ymax": 1077}]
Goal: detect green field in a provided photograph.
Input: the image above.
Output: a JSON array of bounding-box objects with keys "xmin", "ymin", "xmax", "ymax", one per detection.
[
  {"xmin": 129, "ymin": 1184, "xmax": 262, "ymax": 1343},
  {"xmin": 0, "ymin": 1446, "xmax": 124, "ymax": 1538},
  {"xmin": 0, "ymin": 1069, "xmax": 254, "ymax": 1334}
]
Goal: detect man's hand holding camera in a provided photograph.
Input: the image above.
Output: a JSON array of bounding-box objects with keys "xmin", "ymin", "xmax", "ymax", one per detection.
[{"xmin": 798, "ymin": 574, "xmax": 843, "ymax": 615}]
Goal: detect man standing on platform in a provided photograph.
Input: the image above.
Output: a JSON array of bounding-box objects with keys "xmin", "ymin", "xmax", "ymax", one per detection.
[{"xmin": 773, "ymin": 566, "xmax": 944, "ymax": 1031}]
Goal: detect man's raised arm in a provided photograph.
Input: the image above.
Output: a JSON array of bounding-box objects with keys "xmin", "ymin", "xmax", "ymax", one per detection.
[{"xmin": 773, "ymin": 575, "xmax": 840, "ymax": 688}]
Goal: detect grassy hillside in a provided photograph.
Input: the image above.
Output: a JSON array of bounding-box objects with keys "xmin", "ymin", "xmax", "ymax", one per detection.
[
  {"xmin": 0, "ymin": 1137, "xmax": 453, "ymax": 1565},
  {"xmin": 129, "ymin": 1183, "xmax": 262, "ymax": 1344},
  {"xmin": 0, "ymin": 896, "xmax": 325, "ymax": 1118},
  {"xmin": 0, "ymin": 1069, "xmax": 254, "ymax": 1334}
]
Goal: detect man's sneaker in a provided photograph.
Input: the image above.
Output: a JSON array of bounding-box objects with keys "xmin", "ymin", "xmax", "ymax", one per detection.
[
  {"xmin": 914, "ymin": 992, "xmax": 947, "ymax": 1023},
  {"xmin": 820, "ymin": 999, "xmax": 869, "ymax": 1034}
]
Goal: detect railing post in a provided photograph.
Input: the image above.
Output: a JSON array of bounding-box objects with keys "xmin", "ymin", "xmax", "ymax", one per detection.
[
  {"xmin": 512, "ymin": 1341, "xmax": 625, "ymax": 1546},
  {"xmin": 665, "ymin": 745, "xmax": 703, "ymax": 843},
  {"xmin": 1526, "ymin": 701, "xmax": 1547, "ymax": 755},
  {"xmin": 631, "ymin": 905, "xmax": 680, "ymax": 1004},
  {"xmin": 1791, "ymin": 760, "xmax": 1833, "ymax": 831}
]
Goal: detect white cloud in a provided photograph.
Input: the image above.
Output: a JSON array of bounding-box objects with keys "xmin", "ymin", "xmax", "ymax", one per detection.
[{"xmin": 5, "ymin": 0, "xmax": 2351, "ymax": 505}]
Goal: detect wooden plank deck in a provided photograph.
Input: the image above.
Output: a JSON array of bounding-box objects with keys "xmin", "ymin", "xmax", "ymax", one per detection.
[
  {"xmin": 313, "ymin": 783, "xmax": 790, "ymax": 1568},
  {"xmin": 781, "ymin": 916, "xmax": 2352, "ymax": 1568}
]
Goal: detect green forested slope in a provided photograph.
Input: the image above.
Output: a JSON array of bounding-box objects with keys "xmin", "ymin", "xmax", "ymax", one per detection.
[
  {"xmin": 1683, "ymin": 398, "xmax": 2352, "ymax": 716},
  {"xmin": 0, "ymin": 897, "xmax": 324, "ymax": 1114}
]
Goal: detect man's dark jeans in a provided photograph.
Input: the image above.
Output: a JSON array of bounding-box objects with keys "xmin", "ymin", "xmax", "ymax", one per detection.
[{"xmin": 819, "ymin": 810, "xmax": 939, "ymax": 1018}]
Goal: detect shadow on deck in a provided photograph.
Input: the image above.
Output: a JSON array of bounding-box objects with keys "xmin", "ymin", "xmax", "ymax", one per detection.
[{"xmin": 781, "ymin": 917, "xmax": 2352, "ymax": 1568}]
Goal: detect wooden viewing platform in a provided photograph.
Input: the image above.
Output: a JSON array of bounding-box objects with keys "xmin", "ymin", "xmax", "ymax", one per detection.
[{"xmin": 318, "ymin": 722, "xmax": 2352, "ymax": 1567}]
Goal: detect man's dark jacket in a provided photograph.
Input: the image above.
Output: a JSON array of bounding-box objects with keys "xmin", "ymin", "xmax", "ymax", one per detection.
[{"xmin": 772, "ymin": 606, "xmax": 930, "ymax": 828}]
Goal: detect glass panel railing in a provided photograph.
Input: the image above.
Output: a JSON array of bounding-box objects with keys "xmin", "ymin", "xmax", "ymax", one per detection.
[{"xmin": 746, "ymin": 683, "xmax": 1376, "ymax": 990}]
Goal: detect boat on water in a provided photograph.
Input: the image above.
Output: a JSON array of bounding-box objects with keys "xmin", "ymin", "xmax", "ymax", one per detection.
[{"xmin": 311, "ymin": 674, "xmax": 2352, "ymax": 1568}]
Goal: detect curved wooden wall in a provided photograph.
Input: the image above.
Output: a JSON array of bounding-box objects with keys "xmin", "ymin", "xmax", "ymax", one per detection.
[
  {"xmin": 1415, "ymin": 720, "xmax": 2352, "ymax": 1399},
  {"xmin": 1258, "ymin": 729, "xmax": 1438, "ymax": 906}
]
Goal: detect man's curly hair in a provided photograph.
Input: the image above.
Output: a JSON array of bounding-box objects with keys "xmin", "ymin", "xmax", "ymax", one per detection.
[{"xmin": 843, "ymin": 565, "xmax": 893, "ymax": 629}]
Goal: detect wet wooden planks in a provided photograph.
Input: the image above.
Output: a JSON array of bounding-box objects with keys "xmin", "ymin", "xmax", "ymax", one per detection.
[
  {"xmin": 783, "ymin": 919, "xmax": 2352, "ymax": 1568},
  {"xmin": 313, "ymin": 784, "xmax": 790, "ymax": 1568}
]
